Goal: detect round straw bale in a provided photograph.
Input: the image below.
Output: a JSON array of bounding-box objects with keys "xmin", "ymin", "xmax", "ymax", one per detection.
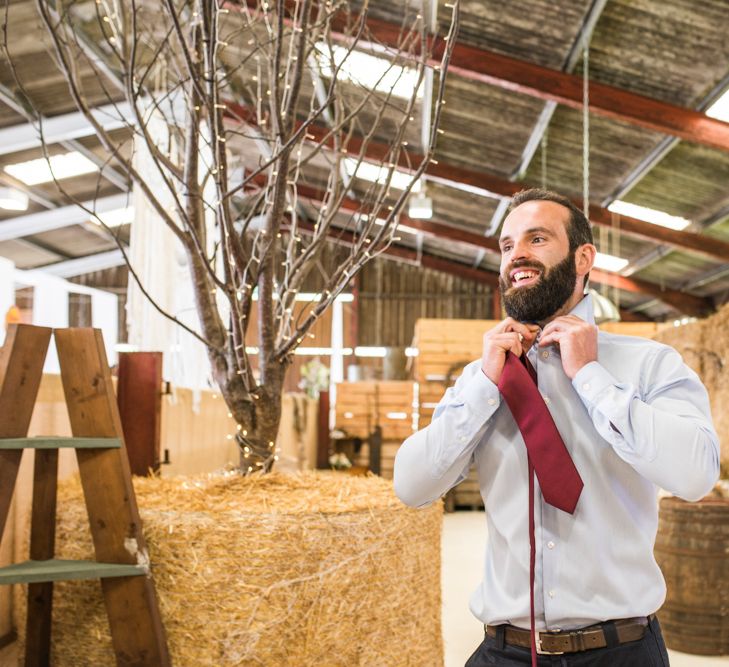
[{"xmin": 28, "ymin": 471, "xmax": 443, "ymax": 666}]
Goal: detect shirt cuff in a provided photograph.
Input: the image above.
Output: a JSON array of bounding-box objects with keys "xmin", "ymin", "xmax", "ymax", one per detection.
[
  {"xmin": 457, "ymin": 366, "xmax": 501, "ymax": 418},
  {"xmin": 572, "ymin": 361, "xmax": 617, "ymax": 405}
]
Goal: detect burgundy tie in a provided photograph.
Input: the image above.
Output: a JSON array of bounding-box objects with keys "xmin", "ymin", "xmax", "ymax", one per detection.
[
  {"xmin": 497, "ymin": 351, "xmax": 583, "ymax": 513},
  {"xmin": 497, "ymin": 350, "xmax": 584, "ymax": 666}
]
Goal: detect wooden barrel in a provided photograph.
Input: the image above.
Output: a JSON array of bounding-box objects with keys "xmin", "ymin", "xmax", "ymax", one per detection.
[{"xmin": 654, "ymin": 495, "xmax": 729, "ymax": 655}]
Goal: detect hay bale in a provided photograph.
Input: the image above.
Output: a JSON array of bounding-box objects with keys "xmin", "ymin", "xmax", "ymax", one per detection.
[{"xmin": 26, "ymin": 471, "xmax": 443, "ymax": 666}]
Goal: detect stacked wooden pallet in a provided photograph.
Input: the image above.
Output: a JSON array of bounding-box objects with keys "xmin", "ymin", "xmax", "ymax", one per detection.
[{"xmin": 334, "ymin": 381, "xmax": 416, "ymax": 479}]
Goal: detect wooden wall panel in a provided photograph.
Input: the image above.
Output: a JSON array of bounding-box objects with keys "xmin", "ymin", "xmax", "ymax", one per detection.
[{"xmin": 356, "ymin": 258, "xmax": 494, "ymax": 348}]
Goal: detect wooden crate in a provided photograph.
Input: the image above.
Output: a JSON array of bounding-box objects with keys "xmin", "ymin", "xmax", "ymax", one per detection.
[
  {"xmin": 412, "ymin": 318, "xmax": 499, "ymax": 383},
  {"xmin": 334, "ymin": 382, "xmax": 416, "ymax": 478},
  {"xmin": 335, "ymin": 381, "xmax": 416, "ymax": 440}
]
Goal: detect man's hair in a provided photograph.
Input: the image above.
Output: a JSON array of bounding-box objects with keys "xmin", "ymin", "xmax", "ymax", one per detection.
[{"xmin": 505, "ymin": 188, "xmax": 593, "ymax": 287}]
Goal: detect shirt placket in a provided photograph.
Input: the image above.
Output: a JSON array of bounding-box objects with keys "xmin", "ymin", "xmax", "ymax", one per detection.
[{"xmin": 529, "ymin": 342, "xmax": 560, "ymax": 629}]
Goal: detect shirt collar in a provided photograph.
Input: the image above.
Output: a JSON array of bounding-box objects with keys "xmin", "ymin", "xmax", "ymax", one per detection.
[{"xmin": 567, "ymin": 293, "xmax": 596, "ymax": 325}]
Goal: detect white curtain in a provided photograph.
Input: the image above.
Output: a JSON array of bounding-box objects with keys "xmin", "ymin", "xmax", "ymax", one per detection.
[{"xmin": 127, "ymin": 108, "xmax": 214, "ymax": 393}]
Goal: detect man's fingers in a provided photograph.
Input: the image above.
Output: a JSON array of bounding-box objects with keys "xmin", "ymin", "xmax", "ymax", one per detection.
[
  {"xmin": 541, "ymin": 318, "xmax": 585, "ymax": 338},
  {"xmin": 486, "ymin": 332, "xmax": 523, "ymax": 356},
  {"xmin": 498, "ymin": 318, "xmax": 540, "ymax": 338},
  {"xmin": 538, "ymin": 330, "xmax": 564, "ymax": 347}
]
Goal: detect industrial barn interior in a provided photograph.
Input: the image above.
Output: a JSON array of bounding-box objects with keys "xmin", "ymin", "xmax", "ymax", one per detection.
[{"xmin": 0, "ymin": 0, "xmax": 728, "ymax": 665}]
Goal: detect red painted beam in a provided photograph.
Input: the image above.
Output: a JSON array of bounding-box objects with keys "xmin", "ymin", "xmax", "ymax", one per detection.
[
  {"xmin": 228, "ymin": 3, "xmax": 729, "ymax": 148},
  {"xmin": 291, "ymin": 218, "xmax": 500, "ymax": 286},
  {"xmin": 335, "ymin": 13, "xmax": 729, "ymax": 153},
  {"xmin": 238, "ymin": 110, "xmax": 729, "ymax": 263},
  {"xmin": 293, "ymin": 120, "xmax": 729, "ymax": 263}
]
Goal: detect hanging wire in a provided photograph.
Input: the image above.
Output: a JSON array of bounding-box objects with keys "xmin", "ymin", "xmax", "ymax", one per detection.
[{"xmin": 582, "ymin": 35, "xmax": 590, "ymax": 219}]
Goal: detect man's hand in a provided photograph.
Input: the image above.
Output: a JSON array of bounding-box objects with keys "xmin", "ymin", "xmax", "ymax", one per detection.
[
  {"xmin": 539, "ymin": 316, "xmax": 598, "ymax": 379},
  {"xmin": 481, "ymin": 318, "xmax": 541, "ymax": 384}
]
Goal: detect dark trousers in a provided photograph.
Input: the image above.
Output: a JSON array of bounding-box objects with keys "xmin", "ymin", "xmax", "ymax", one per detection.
[{"xmin": 464, "ymin": 616, "xmax": 670, "ymax": 666}]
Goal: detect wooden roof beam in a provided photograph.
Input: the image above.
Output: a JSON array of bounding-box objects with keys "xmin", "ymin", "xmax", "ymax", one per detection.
[
  {"xmin": 339, "ymin": 15, "xmax": 729, "ymax": 153},
  {"xmin": 276, "ymin": 115, "xmax": 729, "ymax": 264},
  {"xmin": 230, "ymin": 3, "xmax": 729, "ymax": 150}
]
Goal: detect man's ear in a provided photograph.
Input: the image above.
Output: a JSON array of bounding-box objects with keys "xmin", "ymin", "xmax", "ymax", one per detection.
[{"xmin": 575, "ymin": 243, "xmax": 596, "ymax": 279}]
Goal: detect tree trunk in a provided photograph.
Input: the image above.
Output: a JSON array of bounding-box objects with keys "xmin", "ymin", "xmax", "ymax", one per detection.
[{"xmin": 216, "ymin": 358, "xmax": 289, "ymax": 474}]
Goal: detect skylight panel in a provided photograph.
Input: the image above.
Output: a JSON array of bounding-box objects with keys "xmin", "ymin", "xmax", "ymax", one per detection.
[
  {"xmin": 317, "ymin": 43, "xmax": 422, "ymax": 99},
  {"xmin": 4, "ymin": 151, "xmax": 99, "ymax": 185},
  {"xmin": 607, "ymin": 200, "xmax": 690, "ymax": 231},
  {"xmin": 343, "ymin": 157, "xmax": 413, "ymax": 190},
  {"xmin": 92, "ymin": 207, "xmax": 135, "ymax": 227},
  {"xmin": 592, "ymin": 252, "xmax": 629, "ymax": 272},
  {"xmin": 706, "ymin": 89, "xmax": 729, "ymax": 122}
]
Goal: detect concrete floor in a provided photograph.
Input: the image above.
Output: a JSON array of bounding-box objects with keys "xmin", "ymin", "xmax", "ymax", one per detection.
[{"xmin": 442, "ymin": 510, "xmax": 729, "ymax": 667}]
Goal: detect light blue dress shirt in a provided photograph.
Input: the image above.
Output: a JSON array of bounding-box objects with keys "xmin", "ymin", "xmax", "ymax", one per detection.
[{"xmin": 394, "ymin": 294, "xmax": 719, "ymax": 630}]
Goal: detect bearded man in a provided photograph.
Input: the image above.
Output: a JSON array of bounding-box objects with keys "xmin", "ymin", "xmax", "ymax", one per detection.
[{"xmin": 394, "ymin": 188, "xmax": 719, "ymax": 666}]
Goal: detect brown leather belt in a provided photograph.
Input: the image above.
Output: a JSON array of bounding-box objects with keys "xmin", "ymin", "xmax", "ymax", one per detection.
[{"xmin": 485, "ymin": 616, "xmax": 651, "ymax": 655}]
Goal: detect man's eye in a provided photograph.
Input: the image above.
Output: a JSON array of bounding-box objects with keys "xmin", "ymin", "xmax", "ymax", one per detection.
[{"xmin": 532, "ymin": 236, "xmax": 545, "ymax": 243}]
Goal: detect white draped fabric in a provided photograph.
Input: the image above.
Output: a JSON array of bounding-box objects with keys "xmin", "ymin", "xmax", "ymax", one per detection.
[{"xmin": 127, "ymin": 109, "xmax": 214, "ymax": 393}]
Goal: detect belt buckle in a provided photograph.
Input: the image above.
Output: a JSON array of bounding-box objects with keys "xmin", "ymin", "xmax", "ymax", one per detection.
[{"xmin": 536, "ymin": 632, "xmax": 565, "ymax": 655}]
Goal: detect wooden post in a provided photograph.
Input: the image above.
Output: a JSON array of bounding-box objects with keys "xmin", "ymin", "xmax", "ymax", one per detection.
[
  {"xmin": 491, "ymin": 288, "xmax": 502, "ymax": 320},
  {"xmin": 316, "ymin": 390, "xmax": 330, "ymax": 469},
  {"xmin": 25, "ymin": 449, "xmax": 58, "ymax": 667},
  {"xmin": 117, "ymin": 352, "xmax": 163, "ymax": 476}
]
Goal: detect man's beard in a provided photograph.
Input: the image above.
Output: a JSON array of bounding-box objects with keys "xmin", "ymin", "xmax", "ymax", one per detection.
[{"xmin": 499, "ymin": 250, "xmax": 577, "ymax": 322}]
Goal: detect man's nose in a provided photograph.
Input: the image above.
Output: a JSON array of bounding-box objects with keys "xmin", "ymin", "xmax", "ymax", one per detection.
[{"xmin": 511, "ymin": 239, "xmax": 532, "ymax": 260}]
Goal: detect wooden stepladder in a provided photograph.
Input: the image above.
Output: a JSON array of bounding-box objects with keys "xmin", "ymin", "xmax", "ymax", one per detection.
[{"xmin": 0, "ymin": 324, "xmax": 170, "ymax": 667}]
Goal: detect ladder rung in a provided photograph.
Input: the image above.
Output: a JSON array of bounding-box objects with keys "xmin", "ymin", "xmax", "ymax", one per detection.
[
  {"xmin": 0, "ymin": 437, "xmax": 121, "ymax": 449},
  {"xmin": 0, "ymin": 559, "xmax": 146, "ymax": 585}
]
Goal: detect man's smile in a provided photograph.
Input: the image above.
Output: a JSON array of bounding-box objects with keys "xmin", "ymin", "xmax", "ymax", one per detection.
[{"xmin": 509, "ymin": 268, "xmax": 541, "ymax": 288}]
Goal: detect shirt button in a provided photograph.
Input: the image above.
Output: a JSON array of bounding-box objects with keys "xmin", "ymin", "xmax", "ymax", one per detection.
[
  {"xmin": 459, "ymin": 436, "xmax": 468, "ymax": 442},
  {"xmin": 542, "ymin": 395, "xmax": 550, "ymax": 405},
  {"xmin": 548, "ymin": 590, "xmax": 555, "ymax": 598},
  {"xmin": 488, "ymin": 398, "xmax": 496, "ymax": 406},
  {"xmin": 582, "ymin": 383, "xmax": 591, "ymax": 391},
  {"xmin": 541, "ymin": 351, "xmax": 549, "ymax": 359},
  {"xmin": 547, "ymin": 541, "xmax": 555, "ymax": 549}
]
